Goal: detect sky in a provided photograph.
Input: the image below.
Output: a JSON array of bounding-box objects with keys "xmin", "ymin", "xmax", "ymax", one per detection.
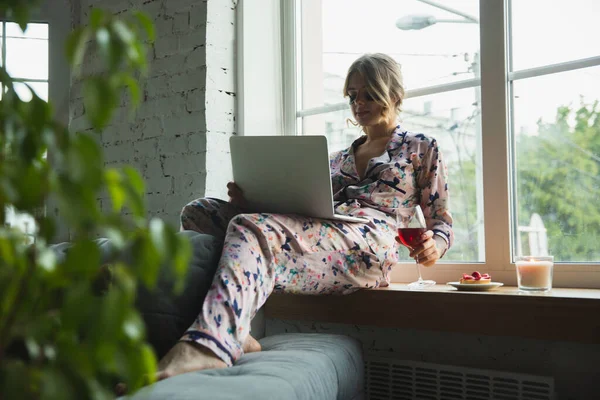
[{"xmin": 313, "ymin": 0, "xmax": 600, "ymax": 135}]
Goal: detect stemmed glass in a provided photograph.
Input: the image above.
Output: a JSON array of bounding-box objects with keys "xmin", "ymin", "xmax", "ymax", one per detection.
[{"xmin": 396, "ymin": 205, "xmax": 436, "ymax": 290}]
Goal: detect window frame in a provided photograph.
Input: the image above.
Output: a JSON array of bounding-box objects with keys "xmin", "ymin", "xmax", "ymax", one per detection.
[{"xmin": 239, "ymin": 0, "xmax": 600, "ymax": 288}]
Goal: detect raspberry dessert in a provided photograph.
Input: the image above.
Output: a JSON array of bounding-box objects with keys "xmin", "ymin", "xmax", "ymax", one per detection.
[{"xmin": 460, "ymin": 271, "xmax": 491, "ymax": 284}]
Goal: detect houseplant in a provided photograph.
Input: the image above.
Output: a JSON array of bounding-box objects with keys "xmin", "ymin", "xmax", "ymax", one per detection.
[{"xmin": 0, "ymin": 2, "xmax": 190, "ymax": 399}]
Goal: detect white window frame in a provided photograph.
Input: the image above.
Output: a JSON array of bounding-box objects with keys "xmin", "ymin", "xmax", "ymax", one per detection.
[{"xmin": 238, "ymin": 0, "xmax": 600, "ymax": 288}]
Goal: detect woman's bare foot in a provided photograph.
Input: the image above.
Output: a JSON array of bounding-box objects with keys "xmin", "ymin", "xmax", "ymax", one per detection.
[
  {"xmin": 114, "ymin": 338, "xmax": 261, "ymax": 395},
  {"xmin": 243, "ymin": 334, "xmax": 262, "ymax": 353},
  {"xmin": 156, "ymin": 341, "xmax": 227, "ymax": 381}
]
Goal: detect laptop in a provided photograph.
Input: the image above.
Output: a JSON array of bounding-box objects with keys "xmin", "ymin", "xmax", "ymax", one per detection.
[{"xmin": 229, "ymin": 135, "xmax": 368, "ymax": 223}]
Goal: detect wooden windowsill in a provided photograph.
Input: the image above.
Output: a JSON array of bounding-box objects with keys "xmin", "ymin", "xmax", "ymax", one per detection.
[{"xmin": 264, "ymin": 284, "xmax": 600, "ymax": 344}]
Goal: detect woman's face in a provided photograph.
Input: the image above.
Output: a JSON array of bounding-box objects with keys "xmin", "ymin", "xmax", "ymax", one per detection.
[{"xmin": 347, "ymin": 73, "xmax": 384, "ymax": 127}]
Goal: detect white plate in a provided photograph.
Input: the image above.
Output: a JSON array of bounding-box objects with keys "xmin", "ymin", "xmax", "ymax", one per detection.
[{"xmin": 446, "ymin": 282, "xmax": 504, "ymax": 291}]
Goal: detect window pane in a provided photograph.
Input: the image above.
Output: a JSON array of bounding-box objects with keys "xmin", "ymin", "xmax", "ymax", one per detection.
[
  {"xmin": 14, "ymin": 81, "xmax": 48, "ymax": 102},
  {"xmin": 6, "ymin": 37, "xmax": 49, "ymax": 80},
  {"xmin": 510, "ymin": 0, "xmax": 600, "ymax": 71},
  {"xmin": 512, "ymin": 67, "xmax": 600, "ymax": 262},
  {"xmin": 301, "ymin": 108, "xmax": 360, "ymax": 153},
  {"xmin": 6, "ymin": 22, "xmax": 48, "ymax": 40},
  {"xmin": 298, "ymin": 0, "xmax": 480, "ymax": 110},
  {"xmin": 300, "ymin": 86, "xmax": 484, "ymax": 262},
  {"xmin": 403, "ymin": 88, "xmax": 483, "ymax": 262}
]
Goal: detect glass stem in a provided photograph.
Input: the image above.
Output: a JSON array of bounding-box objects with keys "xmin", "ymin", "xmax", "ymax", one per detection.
[{"xmin": 415, "ymin": 262, "xmax": 423, "ymax": 281}]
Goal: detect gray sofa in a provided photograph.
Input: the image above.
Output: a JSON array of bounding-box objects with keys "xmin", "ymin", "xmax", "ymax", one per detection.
[{"xmin": 51, "ymin": 231, "xmax": 365, "ymax": 400}]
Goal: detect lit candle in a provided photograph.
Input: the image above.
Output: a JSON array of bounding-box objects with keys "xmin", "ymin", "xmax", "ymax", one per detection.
[{"xmin": 515, "ymin": 256, "xmax": 554, "ymax": 291}]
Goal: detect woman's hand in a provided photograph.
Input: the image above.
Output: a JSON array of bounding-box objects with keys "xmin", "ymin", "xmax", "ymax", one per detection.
[
  {"xmin": 396, "ymin": 230, "xmax": 441, "ymax": 267},
  {"xmin": 227, "ymin": 181, "xmax": 248, "ymax": 208}
]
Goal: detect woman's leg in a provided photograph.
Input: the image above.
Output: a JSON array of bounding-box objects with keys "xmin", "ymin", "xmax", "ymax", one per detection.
[
  {"xmin": 180, "ymin": 198, "xmax": 242, "ymax": 239},
  {"xmin": 175, "ymin": 213, "xmax": 396, "ymax": 368}
]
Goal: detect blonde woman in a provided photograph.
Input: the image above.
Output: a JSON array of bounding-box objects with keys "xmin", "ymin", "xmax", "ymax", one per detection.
[{"xmin": 160, "ymin": 53, "xmax": 454, "ymax": 377}]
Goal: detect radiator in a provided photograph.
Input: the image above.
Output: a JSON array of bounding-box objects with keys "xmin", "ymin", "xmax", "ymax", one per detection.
[{"xmin": 365, "ymin": 357, "xmax": 555, "ymax": 400}]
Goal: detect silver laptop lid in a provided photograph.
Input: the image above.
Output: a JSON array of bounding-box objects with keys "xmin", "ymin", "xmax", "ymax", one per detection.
[{"xmin": 230, "ymin": 135, "xmax": 336, "ymax": 219}]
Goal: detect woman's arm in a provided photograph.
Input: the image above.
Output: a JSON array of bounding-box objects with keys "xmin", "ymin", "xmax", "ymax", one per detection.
[{"xmin": 417, "ymin": 137, "xmax": 454, "ymax": 258}]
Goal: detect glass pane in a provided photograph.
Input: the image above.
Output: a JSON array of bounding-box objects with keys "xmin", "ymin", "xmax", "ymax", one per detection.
[
  {"xmin": 6, "ymin": 37, "xmax": 49, "ymax": 80},
  {"xmin": 6, "ymin": 22, "xmax": 48, "ymax": 40},
  {"xmin": 300, "ymin": 108, "xmax": 359, "ymax": 153},
  {"xmin": 512, "ymin": 67, "xmax": 600, "ymax": 262},
  {"xmin": 300, "ymin": 86, "xmax": 483, "ymax": 262},
  {"xmin": 403, "ymin": 87, "xmax": 483, "ymax": 262},
  {"xmin": 510, "ymin": 0, "xmax": 600, "ymax": 71},
  {"xmin": 298, "ymin": 0, "xmax": 480, "ymax": 110},
  {"xmin": 14, "ymin": 81, "xmax": 48, "ymax": 102},
  {"xmin": 4, "ymin": 206, "xmax": 37, "ymax": 245}
]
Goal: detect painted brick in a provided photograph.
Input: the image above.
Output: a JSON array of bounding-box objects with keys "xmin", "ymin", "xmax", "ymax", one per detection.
[
  {"xmin": 173, "ymin": 171, "xmax": 206, "ymax": 200},
  {"xmin": 153, "ymin": 34, "xmax": 180, "ymax": 59},
  {"xmin": 173, "ymin": 12, "xmax": 189, "ymax": 33},
  {"xmin": 187, "ymin": 131, "xmax": 207, "ymax": 153},
  {"xmin": 70, "ymin": 0, "xmax": 236, "ymax": 223},
  {"xmin": 145, "ymin": 175, "xmax": 173, "ymax": 194},
  {"xmin": 134, "ymin": 138, "xmax": 158, "ymax": 159},
  {"xmin": 153, "ymin": 15, "xmax": 174, "ymax": 36},
  {"xmin": 189, "ymin": 2, "xmax": 208, "ymax": 28},
  {"xmin": 205, "ymin": 65, "xmax": 235, "ymax": 92},
  {"xmin": 178, "ymin": 28, "xmax": 207, "ymax": 52},
  {"xmin": 164, "ymin": 193, "xmax": 193, "ymax": 217},
  {"xmin": 186, "ymin": 89, "xmax": 206, "ymax": 112},
  {"xmin": 184, "ymin": 46, "xmax": 206, "ymax": 70},
  {"xmin": 103, "ymin": 141, "xmax": 135, "ymax": 164},
  {"xmin": 157, "ymin": 135, "xmax": 188, "ymax": 157},
  {"xmin": 169, "ymin": 69, "xmax": 206, "ymax": 93},
  {"xmin": 145, "ymin": 75, "xmax": 172, "ymax": 98},
  {"xmin": 146, "ymin": 193, "xmax": 166, "ymax": 213},
  {"xmin": 206, "ymin": 44, "xmax": 235, "ymax": 71},
  {"xmin": 143, "ymin": 157, "xmax": 164, "ymax": 179},
  {"xmin": 163, "ymin": 112, "xmax": 206, "ymax": 136},
  {"xmin": 135, "ymin": 117, "xmax": 164, "ymax": 139},
  {"xmin": 162, "ymin": 152, "xmax": 206, "ymax": 177},
  {"xmin": 135, "ymin": 94, "xmax": 186, "ymax": 119},
  {"xmin": 164, "ymin": 0, "xmax": 194, "ymax": 16},
  {"xmin": 206, "ymin": 20, "xmax": 235, "ymax": 48},
  {"xmin": 148, "ymin": 53, "xmax": 188, "ymax": 78},
  {"xmin": 100, "ymin": 123, "xmax": 132, "ymax": 144}
]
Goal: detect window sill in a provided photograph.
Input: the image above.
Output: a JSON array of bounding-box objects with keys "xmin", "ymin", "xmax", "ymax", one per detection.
[{"xmin": 264, "ymin": 284, "xmax": 600, "ymax": 344}]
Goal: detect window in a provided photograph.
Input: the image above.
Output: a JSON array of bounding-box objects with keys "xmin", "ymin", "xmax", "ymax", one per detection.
[
  {"xmin": 295, "ymin": 0, "xmax": 484, "ymax": 265},
  {"xmin": 240, "ymin": 0, "xmax": 600, "ymax": 287},
  {"xmin": 508, "ymin": 0, "xmax": 600, "ymax": 264},
  {"xmin": 3, "ymin": 22, "xmax": 49, "ymax": 241}
]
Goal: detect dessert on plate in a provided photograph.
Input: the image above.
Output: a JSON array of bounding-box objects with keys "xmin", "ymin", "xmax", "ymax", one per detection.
[{"xmin": 460, "ymin": 271, "xmax": 491, "ymax": 284}]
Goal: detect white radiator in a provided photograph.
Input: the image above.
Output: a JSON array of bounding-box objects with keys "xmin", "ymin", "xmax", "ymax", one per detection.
[{"xmin": 365, "ymin": 357, "xmax": 555, "ymax": 400}]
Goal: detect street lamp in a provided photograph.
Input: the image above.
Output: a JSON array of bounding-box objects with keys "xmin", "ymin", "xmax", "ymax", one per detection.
[
  {"xmin": 396, "ymin": 14, "xmax": 474, "ymax": 31},
  {"xmin": 395, "ymin": 0, "xmax": 479, "ymax": 31}
]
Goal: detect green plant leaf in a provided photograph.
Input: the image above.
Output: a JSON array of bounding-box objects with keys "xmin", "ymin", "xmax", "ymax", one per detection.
[
  {"xmin": 121, "ymin": 74, "xmax": 141, "ymax": 108},
  {"xmin": 122, "ymin": 167, "xmax": 146, "ymax": 218},
  {"xmin": 83, "ymin": 77, "xmax": 117, "ymax": 130},
  {"xmin": 89, "ymin": 8, "xmax": 104, "ymax": 29},
  {"xmin": 105, "ymin": 168, "xmax": 125, "ymax": 212},
  {"xmin": 40, "ymin": 367, "xmax": 76, "ymax": 400},
  {"xmin": 65, "ymin": 27, "xmax": 90, "ymax": 71},
  {"xmin": 133, "ymin": 10, "xmax": 156, "ymax": 43}
]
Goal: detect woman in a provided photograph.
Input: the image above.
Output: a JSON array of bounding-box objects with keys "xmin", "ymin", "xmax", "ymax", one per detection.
[{"xmin": 158, "ymin": 53, "xmax": 453, "ymax": 378}]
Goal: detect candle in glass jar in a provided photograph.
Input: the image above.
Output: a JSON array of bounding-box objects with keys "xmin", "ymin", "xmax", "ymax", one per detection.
[{"xmin": 515, "ymin": 256, "xmax": 554, "ymax": 291}]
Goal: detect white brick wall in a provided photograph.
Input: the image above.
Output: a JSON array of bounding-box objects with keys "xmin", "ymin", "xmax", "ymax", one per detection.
[{"xmin": 69, "ymin": 0, "xmax": 237, "ymax": 229}]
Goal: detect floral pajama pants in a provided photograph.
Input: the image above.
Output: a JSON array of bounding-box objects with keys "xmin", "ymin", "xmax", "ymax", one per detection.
[{"xmin": 179, "ymin": 198, "xmax": 398, "ymax": 366}]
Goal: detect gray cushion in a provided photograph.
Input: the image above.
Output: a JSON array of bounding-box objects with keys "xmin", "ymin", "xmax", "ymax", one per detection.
[
  {"xmin": 124, "ymin": 333, "xmax": 365, "ymax": 400},
  {"xmin": 135, "ymin": 231, "xmax": 223, "ymax": 358},
  {"xmin": 49, "ymin": 231, "xmax": 224, "ymax": 359}
]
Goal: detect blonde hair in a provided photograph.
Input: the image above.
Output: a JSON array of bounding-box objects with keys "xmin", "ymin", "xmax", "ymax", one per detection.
[{"xmin": 343, "ymin": 53, "xmax": 405, "ymax": 124}]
